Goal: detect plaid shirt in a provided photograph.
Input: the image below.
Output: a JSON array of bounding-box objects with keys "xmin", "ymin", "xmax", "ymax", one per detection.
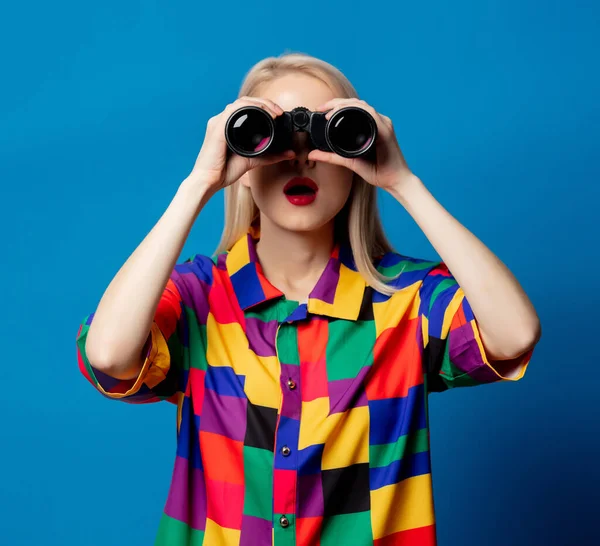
[{"xmin": 76, "ymin": 224, "xmax": 533, "ymax": 546}]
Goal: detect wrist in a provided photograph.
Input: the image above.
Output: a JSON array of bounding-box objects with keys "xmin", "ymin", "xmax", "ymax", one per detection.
[
  {"xmin": 177, "ymin": 174, "xmax": 217, "ymax": 208},
  {"xmin": 386, "ymin": 172, "xmax": 424, "ymax": 204}
]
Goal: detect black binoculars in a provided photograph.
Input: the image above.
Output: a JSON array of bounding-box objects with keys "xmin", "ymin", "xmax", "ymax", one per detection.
[{"xmin": 224, "ymin": 105, "xmax": 377, "ymax": 161}]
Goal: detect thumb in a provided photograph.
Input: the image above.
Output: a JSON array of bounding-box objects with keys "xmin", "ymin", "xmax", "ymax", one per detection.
[
  {"xmin": 307, "ymin": 149, "xmax": 354, "ymax": 169},
  {"xmin": 252, "ymin": 150, "xmax": 296, "ymax": 168}
]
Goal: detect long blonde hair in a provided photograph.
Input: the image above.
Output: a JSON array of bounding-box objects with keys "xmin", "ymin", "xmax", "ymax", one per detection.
[{"xmin": 214, "ymin": 51, "xmax": 402, "ymax": 295}]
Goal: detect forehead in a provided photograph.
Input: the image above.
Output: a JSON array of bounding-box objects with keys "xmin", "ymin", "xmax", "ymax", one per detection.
[{"xmin": 256, "ymin": 73, "xmax": 337, "ymax": 111}]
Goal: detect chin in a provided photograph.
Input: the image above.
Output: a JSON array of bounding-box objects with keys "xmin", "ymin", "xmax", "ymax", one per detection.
[{"xmin": 268, "ymin": 209, "xmax": 336, "ymax": 233}]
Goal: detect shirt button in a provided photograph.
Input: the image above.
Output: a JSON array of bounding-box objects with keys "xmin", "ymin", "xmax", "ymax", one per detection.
[
  {"xmin": 287, "ymin": 379, "xmax": 296, "ymax": 390},
  {"xmin": 279, "ymin": 515, "xmax": 290, "ymax": 528},
  {"xmin": 281, "ymin": 445, "xmax": 291, "ymax": 456}
]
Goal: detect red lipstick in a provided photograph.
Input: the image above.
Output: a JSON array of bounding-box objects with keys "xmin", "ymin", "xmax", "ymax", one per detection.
[{"xmin": 283, "ymin": 177, "xmax": 318, "ymax": 206}]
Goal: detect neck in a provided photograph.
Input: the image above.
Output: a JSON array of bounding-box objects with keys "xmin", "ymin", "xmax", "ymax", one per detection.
[{"xmin": 255, "ymin": 215, "xmax": 335, "ymax": 302}]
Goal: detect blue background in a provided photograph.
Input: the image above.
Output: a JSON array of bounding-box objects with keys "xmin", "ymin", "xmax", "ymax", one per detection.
[{"xmin": 1, "ymin": 1, "xmax": 597, "ymax": 544}]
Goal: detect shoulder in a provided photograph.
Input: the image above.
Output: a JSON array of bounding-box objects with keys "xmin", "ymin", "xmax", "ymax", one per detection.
[
  {"xmin": 372, "ymin": 251, "xmax": 460, "ymax": 313},
  {"xmin": 170, "ymin": 252, "xmax": 224, "ymax": 288},
  {"xmin": 374, "ymin": 249, "xmax": 446, "ymax": 286}
]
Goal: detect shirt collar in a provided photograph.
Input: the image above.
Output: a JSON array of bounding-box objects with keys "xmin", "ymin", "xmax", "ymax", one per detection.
[{"xmin": 223, "ymin": 224, "xmax": 367, "ymax": 321}]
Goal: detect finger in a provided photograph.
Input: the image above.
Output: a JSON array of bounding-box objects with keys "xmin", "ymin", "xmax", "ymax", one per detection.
[
  {"xmin": 238, "ymin": 96, "xmax": 283, "ymax": 118},
  {"xmin": 254, "ymin": 149, "xmax": 296, "ymax": 166},
  {"xmin": 309, "ymin": 149, "xmax": 372, "ymax": 181},
  {"xmin": 307, "ymin": 149, "xmax": 355, "ymax": 169},
  {"xmin": 223, "ymin": 97, "xmax": 278, "ymax": 121},
  {"xmin": 315, "ymin": 98, "xmax": 384, "ymax": 130},
  {"xmin": 314, "ymin": 98, "xmax": 357, "ymax": 112},
  {"xmin": 251, "ymin": 97, "xmax": 285, "ymax": 116},
  {"xmin": 380, "ymin": 114, "xmax": 394, "ymax": 129},
  {"xmin": 323, "ymin": 101, "xmax": 392, "ymax": 139},
  {"xmin": 324, "ymin": 99, "xmax": 378, "ymax": 121}
]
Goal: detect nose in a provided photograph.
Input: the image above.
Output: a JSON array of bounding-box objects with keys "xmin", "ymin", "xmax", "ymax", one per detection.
[{"xmin": 288, "ymin": 131, "xmax": 316, "ymax": 169}]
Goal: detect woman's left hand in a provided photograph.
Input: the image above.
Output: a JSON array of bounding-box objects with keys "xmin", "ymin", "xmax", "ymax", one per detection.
[{"xmin": 307, "ymin": 98, "xmax": 416, "ymax": 192}]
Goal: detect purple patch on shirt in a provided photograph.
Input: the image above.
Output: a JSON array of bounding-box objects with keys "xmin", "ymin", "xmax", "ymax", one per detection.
[
  {"xmin": 328, "ymin": 366, "xmax": 370, "ymax": 415},
  {"xmin": 449, "ymin": 323, "xmax": 499, "ymax": 383},
  {"xmin": 247, "ymin": 233, "xmax": 259, "ymax": 263},
  {"xmin": 201, "ymin": 387, "xmax": 248, "ymax": 441},
  {"xmin": 164, "ymin": 455, "xmax": 207, "ymax": 530},
  {"xmin": 280, "ymin": 363, "xmax": 301, "ymax": 420},
  {"xmin": 297, "ymin": 472, "xmax": 324, "ymax": 517},
  {"xmin": 246, "ymin": 317, "xmax": 278, "ymax": 357},
  {"xmin": 310, "ymin": 257, "xmax": 340, "ymax": 304},
  {"xmin": 240, "ymin": 514, "xmax": 272, "ymax": 546},
  {"xmin": 91, "ymin": 365, "xmax": 122, "ymax": 391},
  {"xmin": 172, "ymin": 269, "xmax": 211, "ymax": 325},
  {"xmin": 216, "ymin": 252, "xmax": 227, "ymax": 271}
]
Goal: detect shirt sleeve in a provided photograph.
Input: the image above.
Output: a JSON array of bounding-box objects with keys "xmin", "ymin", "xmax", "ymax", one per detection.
[
  {"xmin": 418, "ymin": 261, "xmax": 533, "ymax": 394},
  {"xmin": 76, "ymin": 272, "xmax": 188, "ymax": 405}
]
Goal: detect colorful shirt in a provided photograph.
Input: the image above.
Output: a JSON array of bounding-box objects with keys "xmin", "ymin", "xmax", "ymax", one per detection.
[{"xmin": 76, "ymin": 225, "xmax": 533, "ymax": 546}]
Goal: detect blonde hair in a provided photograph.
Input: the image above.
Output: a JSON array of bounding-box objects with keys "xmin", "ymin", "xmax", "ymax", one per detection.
[{"xmin": 214, "ymin": 50, "xmax": 402, "ymax": 296}]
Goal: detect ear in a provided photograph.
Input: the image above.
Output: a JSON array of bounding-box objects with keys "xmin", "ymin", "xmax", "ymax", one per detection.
[{"xmin": 239, "ymin": 172, "xmax": 251, "ymax": 189}]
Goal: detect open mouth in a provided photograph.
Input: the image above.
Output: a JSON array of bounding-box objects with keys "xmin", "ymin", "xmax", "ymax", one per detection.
[
  {"xmin": 283, "ymin": 177, "xmax": 318, "ymax": 205},
  {"xmin": 285, "ymin": 185, "xmax": 316, "ymax": 196},
  {"xmin": 283, "ymin": 177, "xmax": 318, "ymax": 195}
]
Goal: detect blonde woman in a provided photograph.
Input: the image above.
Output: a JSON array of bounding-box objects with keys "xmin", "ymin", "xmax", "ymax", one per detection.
[{"xmin": 76, "ymin": 52, "xmax": 541, "ymax": 546}]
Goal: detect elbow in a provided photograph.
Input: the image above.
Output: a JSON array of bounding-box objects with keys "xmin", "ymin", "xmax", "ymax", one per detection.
[
  {"xmin": 507, "ymin": 321, "xmax": 541, "ymax": 360},
  {"xmin": 480, "ymin": 319, "xmax": 541, "ymax": 361},
  {"xmin": 84, "ymin": 330, "xmax": 113, "ymax": 372},
  {"xmin": 84, "ymin": 331, "xmax": 144, "ymax": 381},
  {"xmin": 523, "ymin": 318, "xmax": 542, "ymax": 350}
]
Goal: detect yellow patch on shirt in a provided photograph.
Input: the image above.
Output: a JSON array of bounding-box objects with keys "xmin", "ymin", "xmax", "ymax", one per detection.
[{"xmin": 370, "ymin": 473, "xmax": 435, "ymax": 539}]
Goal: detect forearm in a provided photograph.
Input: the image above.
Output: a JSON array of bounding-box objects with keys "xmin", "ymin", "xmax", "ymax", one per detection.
[
  {"xmin": 84, "ymin": 175, "xmax": 214, "ymax": 378},
  {"xmin": 388, "ymin": 175, "xmax": 541, "ymax": 360}
]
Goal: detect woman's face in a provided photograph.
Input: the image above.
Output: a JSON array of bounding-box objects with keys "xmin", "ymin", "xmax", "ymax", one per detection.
[{"xmin": 240, "ymin": 73, "xmax": 354, "ymax": 233}]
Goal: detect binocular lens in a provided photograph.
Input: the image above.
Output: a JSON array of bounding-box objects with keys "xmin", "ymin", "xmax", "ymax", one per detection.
[
  {"xmin": 226, "ymin": 108, "xmax": 273, "ymax": 154},
  {"xmin": 329, "ymin": 109, "xmax": 374, "ymax": 154}
]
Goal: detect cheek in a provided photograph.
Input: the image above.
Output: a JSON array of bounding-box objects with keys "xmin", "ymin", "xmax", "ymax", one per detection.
[
  {"xmin": 247, "ymin": 172, "xmax": 279, "ymax": 208},
  {"xmin": 322, "ymin": 167, "xmax": 354, "ymax": 202}
]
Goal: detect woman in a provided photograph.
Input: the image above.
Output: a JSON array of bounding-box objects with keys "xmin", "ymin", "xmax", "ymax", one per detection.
[{"xmin": 76, "ymin": 52, "xmax": 541, "ymax": 546}]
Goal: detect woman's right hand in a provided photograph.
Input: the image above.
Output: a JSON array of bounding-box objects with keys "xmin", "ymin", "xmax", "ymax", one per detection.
[{"xmin": 188, "ymin": 96, "xmax": 296, "ymax": 193}]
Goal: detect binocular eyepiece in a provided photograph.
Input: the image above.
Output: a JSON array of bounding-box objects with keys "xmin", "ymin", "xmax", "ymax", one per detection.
[{"xmin": 225, "ymin": 105, "xmax": 377, "ymax": 161}]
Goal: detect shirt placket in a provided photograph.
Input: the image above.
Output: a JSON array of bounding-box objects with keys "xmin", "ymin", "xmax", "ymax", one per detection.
[{"xmin": 272, "ymin": 302, "xmax": 304, "ymax": 546}]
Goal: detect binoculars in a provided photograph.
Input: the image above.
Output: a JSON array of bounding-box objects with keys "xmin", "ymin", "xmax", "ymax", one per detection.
[{"xmin": 225, "ymin": 105, "xmax": 377, "ymax": 161}]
